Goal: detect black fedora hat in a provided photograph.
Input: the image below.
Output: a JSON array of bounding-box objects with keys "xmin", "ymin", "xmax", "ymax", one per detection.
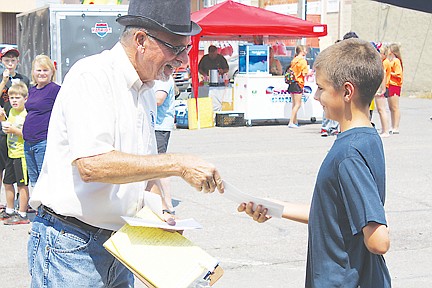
[{"xmin": 117, "ymin": 0, "xmax": 201, "ymax": 36}]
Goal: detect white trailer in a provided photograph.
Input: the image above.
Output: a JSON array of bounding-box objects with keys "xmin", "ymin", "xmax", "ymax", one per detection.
[{"xmin": 17, "ymin": 4, "xmax": 127, "ymax": 83}]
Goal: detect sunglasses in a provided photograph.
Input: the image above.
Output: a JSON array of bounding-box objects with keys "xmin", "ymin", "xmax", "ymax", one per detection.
[{"xmin": 146, "ymin": 33, "xmax": 192, "ymax": 56}]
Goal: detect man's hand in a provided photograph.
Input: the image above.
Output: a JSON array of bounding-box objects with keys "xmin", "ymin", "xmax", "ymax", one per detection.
[{"xmin": 179, "ymin": 155, "xmax": 224, "ymax": 193}]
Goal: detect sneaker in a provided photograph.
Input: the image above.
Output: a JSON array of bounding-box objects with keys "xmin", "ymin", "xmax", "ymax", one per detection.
[
  {"xmin": 330, "ymin": 130, "xmax": 339, "ymax": 136},
  {"xmin": 3, "ymin": 213, "xmax": 30, "ymax": 225},
  {"xmin": 321, "ymin": 129, "xmax": 328, "ymax": 137},
  {"xmin": 288, "ymin": 123, "xmax": 299, "ymax": 129},
  {"xmin": 0, "ymin": 210, "xmax": 13, "ymax": 220}
]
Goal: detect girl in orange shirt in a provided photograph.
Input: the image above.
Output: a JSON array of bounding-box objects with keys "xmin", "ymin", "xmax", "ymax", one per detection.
[
  {"xmin": 387, "ymin": 43, "xmax": 403, "ymax": 134},
  {"xmin": 374, "ymin": 46, "xmax": 392, "ymax": 137},
  {"xmin": 287, "ymin": 45, "xmax": 309, "ymax": 128}
]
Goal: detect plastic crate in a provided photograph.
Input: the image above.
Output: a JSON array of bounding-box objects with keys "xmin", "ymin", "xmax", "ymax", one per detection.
[
  {"xmin": 176, "ymin": 110, "xmax": 189, "ymax": 129},
  {"xmin": 215, "ymin": 112, "xmax": 245, "ymax": 127}
]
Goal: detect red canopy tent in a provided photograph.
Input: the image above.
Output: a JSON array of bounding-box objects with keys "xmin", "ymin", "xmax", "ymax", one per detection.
[{"xmin": 189, "ymin": 0, "xmax": 328, "ymax": 101}]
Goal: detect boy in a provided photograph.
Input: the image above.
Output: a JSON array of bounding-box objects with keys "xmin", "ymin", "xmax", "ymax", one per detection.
[
  {"xmin": 238, "ymin": 39, "xmax": 391, "ymax": 287},
  {"xmin": 0, "ymin": 47, "xmax": 30, "ymax": 211},
  {"xmin": 0, "ymin": 81, "xmax": 30, "ymax": 225}
]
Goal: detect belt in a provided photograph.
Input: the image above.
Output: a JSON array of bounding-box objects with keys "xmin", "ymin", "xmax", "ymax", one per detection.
[{"xmin": 41, "ymin": 205, "xmax": 114, "ymax": 237}]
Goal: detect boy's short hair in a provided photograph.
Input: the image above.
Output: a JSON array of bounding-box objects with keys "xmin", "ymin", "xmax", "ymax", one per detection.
[
  {"xmin": 313, "ymin": 38, "xmax": 384, "ymax": 106},
  {"xmin": 8, "ymin": 81, "xmax": 28, "ymax": 98}
]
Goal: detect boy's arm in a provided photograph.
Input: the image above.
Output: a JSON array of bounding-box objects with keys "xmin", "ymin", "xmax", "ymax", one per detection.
[
  {"xmin": 280, "ymin": 202, "xmax": 310, "ymax": 224},
  {"xmin": 363, "ymin": 222, "xmax": 390, "ymax": 255},
  {"xmin": 238, "ymin": 201, "xmax": 310, "ymax": 224}
]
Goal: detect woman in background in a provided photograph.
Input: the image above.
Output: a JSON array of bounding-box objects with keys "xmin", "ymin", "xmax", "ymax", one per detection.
[
  {"xmin": 22, "ymin": 55, "xmax": 60, "ymax": 186},
  {"xmin": 387, "ymin": 43, "xmax": 403, "ymax": 134},
  {"xmin": 287, "ymin": 45, "xmax": 309, "ymax": 128},
  {"xmin": 374, "ymin": 45, "xmax": 392, "ymax": 137}
]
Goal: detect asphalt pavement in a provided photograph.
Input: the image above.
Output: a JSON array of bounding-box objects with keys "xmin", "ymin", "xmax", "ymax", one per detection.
[{"xmin": 1, "ymin": 96, "xmax": 431, "ymax": 287}]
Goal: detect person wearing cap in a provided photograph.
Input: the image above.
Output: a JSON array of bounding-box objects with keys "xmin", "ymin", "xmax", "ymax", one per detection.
[
  {"xmin": 0, "ymin": 47, "xmax": 30, "ymax": 212},
  {"xmin": 27, "ymin": 0, "xmax": 224, "ymax": 287}
]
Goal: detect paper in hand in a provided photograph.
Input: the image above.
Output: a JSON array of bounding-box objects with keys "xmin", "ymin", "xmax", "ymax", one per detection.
[
  {"xmin": 121, "ymin": 192, "xmax": 203, "ymax": 230},
  {"xmin": 121, "ymin": 215, "xmax": 202, "ymax": 231},
  {"xmin": 222, "ymin": 181, "xmax": 284, "ymax": 218}
]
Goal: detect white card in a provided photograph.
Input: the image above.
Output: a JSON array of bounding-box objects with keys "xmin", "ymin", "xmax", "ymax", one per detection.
[{"xmin": 222, "ymin": 181, "xmax": 284, "ymax": 218}]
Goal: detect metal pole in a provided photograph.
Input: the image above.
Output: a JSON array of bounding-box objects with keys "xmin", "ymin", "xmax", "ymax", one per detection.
[{"xmin": 297, "ymin": 0, "xmax": 307, "ymax": 45}]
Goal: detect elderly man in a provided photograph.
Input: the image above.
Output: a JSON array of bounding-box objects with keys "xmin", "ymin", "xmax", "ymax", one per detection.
[{"xmin": 27, "ymin": 0, "xmax": 224, "ymax": 287}]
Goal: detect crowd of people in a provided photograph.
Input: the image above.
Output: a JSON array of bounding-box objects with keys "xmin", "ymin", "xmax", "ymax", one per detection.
[
  {"xmin": 0, "ymin": 47, "xmax": 59, "ymax": 225},
  {"xmin": 0, "ymin": 46, "xmax": 60, "ymax": 225},
  {"xmin": 284, "ymin": 31, "xmax": 404, "ymax": 139}
]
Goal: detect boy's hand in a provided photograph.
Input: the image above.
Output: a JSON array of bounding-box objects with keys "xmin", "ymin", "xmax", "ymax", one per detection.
[
  {"xmin": 237, "ymin": 202, "xmax": 272, "ymax": 223},
  {"xmin": 2, "ymin": 126, "xmax": 12, "ymax": 134},
  {"xmin": 2, "ymin": 69, "xmax": 10, "ymax": 81},
  {"xmin": 0, "ymin": 107, "xmax": 6, "ymax": 120}
]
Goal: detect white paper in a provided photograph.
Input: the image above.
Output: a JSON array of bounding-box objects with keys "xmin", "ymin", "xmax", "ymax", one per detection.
[
  {"xmin": 222, "ymin": 181, "xmax": 284, "ymax": 218},
  {"xmin": 121, "ymin": 216, "xmax": 202, "ymax": 231},
  {"xmin": 121, "ymin": 191, "xmax": 203, "ymax": 230},
  {"xmin": 143, "ymin": 191, "xmax": 164, "ymax": 219}
]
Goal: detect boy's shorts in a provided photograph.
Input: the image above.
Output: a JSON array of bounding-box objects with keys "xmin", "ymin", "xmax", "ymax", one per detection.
[
  {"xmin": 389, "ymin": 85, "xmax": 401, "ymax": 97},
  {"xmin": 0, "ymin": 135, "xmax": 7, "ymax": 171},
  {"xmin": 3, "ymin": 156, "xmax": 28, "ymax": 186}
]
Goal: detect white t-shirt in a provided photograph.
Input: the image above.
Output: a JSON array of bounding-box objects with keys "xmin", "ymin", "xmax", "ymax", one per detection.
[
  {"xmin": 154, "ymin": 76, "xmax": 175, "ymax": 131},
  {"xmin": 30, "ymin": 43, "xmax": 158, "ymax": 231}
]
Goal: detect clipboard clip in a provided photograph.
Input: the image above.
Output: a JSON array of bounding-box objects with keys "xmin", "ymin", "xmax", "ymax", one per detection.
[{"xmin": 204, "ymin": 264, "xmax": 224, "ymax": 286}]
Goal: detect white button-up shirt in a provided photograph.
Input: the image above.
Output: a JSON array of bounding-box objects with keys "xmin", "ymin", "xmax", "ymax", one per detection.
[{"xmin": 30, "ymin": 43, "xmax": 158, "ymax": 230}]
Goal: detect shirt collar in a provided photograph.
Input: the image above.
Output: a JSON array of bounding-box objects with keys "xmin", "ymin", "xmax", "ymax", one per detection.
[{"xmin": 111, "ymin": 42, "xmax": 154, "ymax": 92}]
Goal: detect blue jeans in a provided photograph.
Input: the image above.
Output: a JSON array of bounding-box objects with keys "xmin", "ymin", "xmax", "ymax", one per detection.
[
  {"xmin": 321, "ymin": 113, "xmax": 339, "ymax": 133},
  {"xmin": 28, "ymin": 207, "xmax": 134, "ymax": 288},
  {"xmin": 24, "ymin": 140, "xmax": 46, "ymax": 187}
]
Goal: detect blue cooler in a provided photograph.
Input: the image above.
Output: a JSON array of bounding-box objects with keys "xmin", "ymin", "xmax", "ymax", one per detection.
[{"xmin": 175, "ymin": 103, "xmax": 188, "ymax": 129}]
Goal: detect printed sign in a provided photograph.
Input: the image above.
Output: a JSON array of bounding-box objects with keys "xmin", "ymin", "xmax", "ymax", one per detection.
[{"xmin": 91, "ymin": 23, "xmax": 113, "ymax": 38}]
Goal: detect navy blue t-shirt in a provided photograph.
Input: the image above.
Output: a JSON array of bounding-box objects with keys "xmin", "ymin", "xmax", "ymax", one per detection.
[{"xmin": 306, "ymin": 127, "xmax": 391, "ymax": 288}]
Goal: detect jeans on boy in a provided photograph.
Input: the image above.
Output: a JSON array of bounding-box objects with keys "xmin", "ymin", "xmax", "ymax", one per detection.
[{"xmin": 24, "ymin": 140, "xmax": 46, "ymax": 186}]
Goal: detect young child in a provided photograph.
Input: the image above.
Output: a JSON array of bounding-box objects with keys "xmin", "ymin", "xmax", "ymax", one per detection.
[
  {"xmin": 0, "ymin": 81, "xmax": 30, "ymax": 225},
  {"xmin": 0, "ymin": 47, "xmax": 30, "ymax": 211},
  {"xmin": 238, "ymin": 39, "xmax": 391, "ymax": 287}
]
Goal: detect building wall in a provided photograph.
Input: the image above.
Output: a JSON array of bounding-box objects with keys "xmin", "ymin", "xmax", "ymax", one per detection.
[{"xmin": 351, "ymin": 0, "xmax": 432, "ymax": 95}]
